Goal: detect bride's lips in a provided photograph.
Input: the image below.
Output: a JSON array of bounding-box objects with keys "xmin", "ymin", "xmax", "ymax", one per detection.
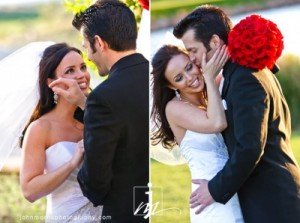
[
  {"xmin": 79, "ymin": 82, "xmax": 88, "ymax": 89},
  {"xmin": 189, "ymin": 77, "xmax": 200, "ymax": 88}
]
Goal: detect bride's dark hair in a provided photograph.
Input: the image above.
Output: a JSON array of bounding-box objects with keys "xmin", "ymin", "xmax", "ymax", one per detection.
[
  {"xmin": 19, "ymin": 43, "xmax": 82, "ymax": 147},
  {"xmin": 151, "ymin": 45, "xmax": 186, "ymax": 150}
]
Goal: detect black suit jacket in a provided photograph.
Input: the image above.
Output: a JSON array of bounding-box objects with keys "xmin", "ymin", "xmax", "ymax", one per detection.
[
  {"xmin": 77, "ymin": 53, "xmax": 149, "ymax": 223},
  {"xmin": 208, "ymin": 60, "xmax": 300, "ymax": 223}
]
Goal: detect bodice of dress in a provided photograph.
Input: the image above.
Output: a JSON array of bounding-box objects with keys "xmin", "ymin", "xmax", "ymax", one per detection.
[
  {"xmin": 44, "ymin": 141, "xmax": 90, "ymax": 219},
  {"xmin": 180, "ymin": 131, "xmax": 229, "ymax": 180}
]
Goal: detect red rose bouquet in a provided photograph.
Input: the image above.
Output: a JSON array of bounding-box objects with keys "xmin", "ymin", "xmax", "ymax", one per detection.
[{"xmin": 228, "ymin": 15, "xmax": 284, "ymax": 70}]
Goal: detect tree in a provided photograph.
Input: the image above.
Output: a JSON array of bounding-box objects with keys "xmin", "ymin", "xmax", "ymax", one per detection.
[
  {"xmin": 63, "ymin": 0, "xmax": 145, "ymax": 83},
  {"xmin": 64, "ymin": 0, "xmax": 143, "ymax": 24}
]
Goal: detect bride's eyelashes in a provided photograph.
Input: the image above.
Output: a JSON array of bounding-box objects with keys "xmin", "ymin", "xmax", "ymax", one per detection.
[
  {"xmin": 65, "ymin": 68, "xmax": 75, "ymax": 74},
  {"xmin": 174, "ymin": 74, "xmax": 183, "ymax": 82},
  {"xmin": 81, "ymin": 64, "xmax": 87, "ymax": 72},
  {"xmin": 64, "ymin": 64, "xmax": 87, "ymax": 75},
  {"xmin": 186, "ymin": 63, "xmax": 193, "ymax": 71},
  {"xmin": 174, "ymin": 64, "xmax": 194, "ymax": 82}
]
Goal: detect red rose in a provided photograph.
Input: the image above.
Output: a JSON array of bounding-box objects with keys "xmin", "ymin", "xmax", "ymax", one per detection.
[
  {"xmin": 228, "ymin": 14, "xmax": 284, "ymax": 70},
  {"xmin": 138, "ymin": 0, "xmax": 149, "ymax": 10}
]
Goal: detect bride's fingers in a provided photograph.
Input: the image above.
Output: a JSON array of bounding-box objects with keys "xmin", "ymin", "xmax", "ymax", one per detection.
[
  {"xmin": 52, "ymin": 86, "xmax": 70, "ymax": 98},
  {"xmin": 190, "ymin": 201, "xmax": 201, "ymax": 209},
  {"xmin": 208, "ymin": 47, "xmax": 221, "ymax": 64},
  {"xmin": 215, "ymin": 45, "xmax": 226, "ymax": 65},
  {"xmin": 49, "ymin": 77, "xmax": 76, "ymax": 88},
  {"xmin": 201, "ymin": 52, "xmax": 207, "ymax": 68},
  {"xmin": 192, "ymin": 179, "xmax": 202, "ymax": 184},
  {"xmin": 190, "ymin": 189, "xmax": 199, "ymax": 198},
  {"xmin": 219, "ymin": 46, "xmax": 229, "ymax": 66},
  {"xmin": 215, "ymin": 45, "xmax": 227, "ymax": 67},
  {"xmin": 190, "ymin": 195, "xmax": 199, "ymax": 203},
  {"xmin": 78, "ymin": 139, "xmax": 84, "ymax": 148},
  {"xmin": 195, "ymin": 205, "xmax": 206, "ymax": 215}
]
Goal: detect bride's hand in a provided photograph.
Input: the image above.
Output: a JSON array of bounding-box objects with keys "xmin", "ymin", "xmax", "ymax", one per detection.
[
  {"xmin": 201, "ymin": 45, "xmax": 229, "ymax": 82},
  {"xmin": 70, "ymin": 139, "xmax": 84, "ymax": 168},
  {"xmin": 49, "ymin": 78, "xmax": 87, "ymax": 110}
]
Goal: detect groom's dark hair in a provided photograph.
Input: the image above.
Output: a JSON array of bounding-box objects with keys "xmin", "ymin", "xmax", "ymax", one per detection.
[
  {"xmin": 72, "ymin": 0, "xmax": 137, "ymax": 53},
  {"xmin": 173, "ymin": 5, "xmax": 232, "ymax": 50}
]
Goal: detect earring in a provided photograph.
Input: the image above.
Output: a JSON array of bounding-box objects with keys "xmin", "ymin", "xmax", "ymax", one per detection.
[
  {"xmin": 53, "ymin": 92, "xmax": 58, "ymax": 104},
  {"xmin": 175, "ymin": 89, "xmax": 181, "ymax": 100}
]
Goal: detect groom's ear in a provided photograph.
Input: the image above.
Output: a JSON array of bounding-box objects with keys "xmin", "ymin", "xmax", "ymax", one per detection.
[
  {"xmin": 94, "ymin": 35, "xmax": 109, "ymax": 52},
  {"xmin": 209, "ymin": 34, "xmax": 223, "ymax": 50}
]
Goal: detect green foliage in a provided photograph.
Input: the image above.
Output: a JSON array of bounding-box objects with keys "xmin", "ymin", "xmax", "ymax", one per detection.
[
  {"xmin": 0, "ymin": 11, "xmax": 39, "ymax": 21},
  {"xmin": 64, "ymin": 0, "xmax": 93, "ymax": 14},
  {"xmin": 123, "ymin": 0, "xmax": 143, "ymax": 24},
  {"xmin": 1, "ymin": 133, "xmax": 299, "ymax": 222},
  {"xmin": 277, "ymin": 54, "xmax": 300, "ymax": 129},
  {"xmin": 151, "ymin": 0, "xmax": 267, "ymax": 20},
  {"xmin": 151, "ymin": 161, "xmax": 190, "ymax": 223},
  {"xmin": 64, "ymin": 0, "xmax": 142, "ymax": 24},
  {"xmin": 63, "ymin": 0, "xmax": 143, "ymax": 84},
  {"xmin": 0, "ymin": 3, "xmax": 80, "ymax": 53},
  {"xmin": 0, "ymin": 174, "xmax": 46, "ymax": 223},
  {"xmin": 152, "ymin": 0, "xmax": 223, "ymax": 12}
]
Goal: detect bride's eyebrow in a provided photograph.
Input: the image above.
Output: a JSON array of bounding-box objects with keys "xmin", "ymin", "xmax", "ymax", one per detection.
[
  {"xmin": 186, "ymin": 47, "xmax": 194, "ymax": 52},
  {"xmin": 173, "ymin": 61, "xmax": 190, "ymax": 80},
  {"xmin": 63, "ymin": 65, "xmax": 75, "ymax": 71}
]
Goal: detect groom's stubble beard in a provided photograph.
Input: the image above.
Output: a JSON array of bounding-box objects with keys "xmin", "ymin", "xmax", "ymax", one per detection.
[
  {"xmin": 91, "ymin": 50, "xmax": 109, "ymax": 77},
  {"xmin": 98, "ymin": 70, "xmax": 108, "ymax": 77},
  {"xmin": 97, "ymin": 64, "xmax": 109, "ymax": 77}
]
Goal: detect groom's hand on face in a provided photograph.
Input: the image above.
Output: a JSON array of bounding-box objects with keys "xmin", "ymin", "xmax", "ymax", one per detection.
[
  {"xmin": 190, "ymin": 179, "xmax": 214, "ymax": 214},
  {"xmin": 49, "ymin": 78, "xmax": 87, "ymax": 110}
]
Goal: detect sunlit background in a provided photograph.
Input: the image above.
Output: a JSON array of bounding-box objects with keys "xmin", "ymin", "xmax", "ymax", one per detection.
[
  {"xmin": 150, "ymin": 0, "xmax": 300, "ymax": 223},
  {"xmin": 0, "ymin": 0, "xmax": 147, "ymax": 222}
]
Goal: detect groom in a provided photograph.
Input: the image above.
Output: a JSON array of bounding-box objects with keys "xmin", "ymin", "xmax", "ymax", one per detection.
[
  {"xmin": 50, "ymin": 1, "xmax": 149, "ymax": 222},
  {"xmin": 173, "ymin": 5, "xmax": 300, "ymax": 222}
]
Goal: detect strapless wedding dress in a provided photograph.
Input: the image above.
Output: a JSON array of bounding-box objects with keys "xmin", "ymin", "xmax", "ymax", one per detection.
[
  {"xmin": 180, "ymin": 131, "xmax": 244, "ymax": 223},
  {"xmin": 44, "ymin": 141, "xmax": 102, "ymax": 223}
]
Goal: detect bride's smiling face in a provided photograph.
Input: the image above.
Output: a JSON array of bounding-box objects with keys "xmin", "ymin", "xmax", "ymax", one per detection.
[
  {"xmin": 164, "ymin": 53, "xmax": 205, "ymax": 94},
  {"xmin": 55, "ymin": 51, "xmax": 90, "ymax": 95}
]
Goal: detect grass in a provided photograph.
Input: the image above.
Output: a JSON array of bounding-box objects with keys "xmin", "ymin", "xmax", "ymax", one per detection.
[
  {"xmin": 278, "ymin": 54, "xmax": 300, "ymax": 129},
  {"xmin": 0, "ymin": 174, "xmax": 46, "ymax": 223},
  {"xmin": 151, "ymin": 162, "xmax": 191, "ymax": 222},
  {"xmin": 151, "ymin": 0, "xmax": 224, "ymax": 12},
  {"xmin": 0, "ymin": 2, "xmax": 79, "ymax": 52},
  {"xmin": 0, "ymin": 133, "xmax": 299, "ymax": 222},
  {"xmin": 150, "ymin": 131, "xmax": 300, "ymax": 222}
]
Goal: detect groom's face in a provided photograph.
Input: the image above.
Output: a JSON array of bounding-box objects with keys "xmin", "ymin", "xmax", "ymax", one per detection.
[
  {"xmin": 81, "ymin": 31, "xmax": 109, "ymax": 77},
  {"xmin": 181, "ymin": 29, "xmax": 214, "ymax": 67}
]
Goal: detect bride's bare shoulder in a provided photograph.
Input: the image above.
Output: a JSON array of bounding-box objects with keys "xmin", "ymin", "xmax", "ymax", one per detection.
[
  {"xmin": 166, "ymin": 98, "xmax": 182, "ymax": 110},
  {"xmin": 26, "ymin": 118, "xmax": 51, "ymax": 137},
  {"xmin": 165, "ymin": 98, "xmax": 193, "ymax": 116}
]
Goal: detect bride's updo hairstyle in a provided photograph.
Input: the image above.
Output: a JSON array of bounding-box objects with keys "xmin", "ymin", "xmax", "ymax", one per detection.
[
  {"xmin": 20, "ymin": 43, "xmax": 82, "ymax": 147},
  {"xmin": 151, "ymin": 45, "xmax": 186, "ymax": 150}
]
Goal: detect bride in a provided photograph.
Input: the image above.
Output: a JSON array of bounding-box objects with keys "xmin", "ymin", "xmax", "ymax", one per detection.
[
  {"xmin": 0, "ymin": 42, "xmax": 102, "ymax": 222},
  {"xmin": 151, "ymin": 44, "xmax": 244, "ymax": 222}
]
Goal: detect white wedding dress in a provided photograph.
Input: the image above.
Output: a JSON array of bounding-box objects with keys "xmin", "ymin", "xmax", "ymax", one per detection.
[
  {"xmin": 180, "ymin": 130, "xmax": 244, "ymax": 223},
  {"xmin": 44, "ymin": 141, "xmax": 102, "ymax": 223}
]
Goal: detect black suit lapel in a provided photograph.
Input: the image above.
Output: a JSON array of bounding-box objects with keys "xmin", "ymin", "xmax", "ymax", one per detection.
[{"xmin": 222, "ymin": 60, "xmax": 238, "ymax": 98}]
